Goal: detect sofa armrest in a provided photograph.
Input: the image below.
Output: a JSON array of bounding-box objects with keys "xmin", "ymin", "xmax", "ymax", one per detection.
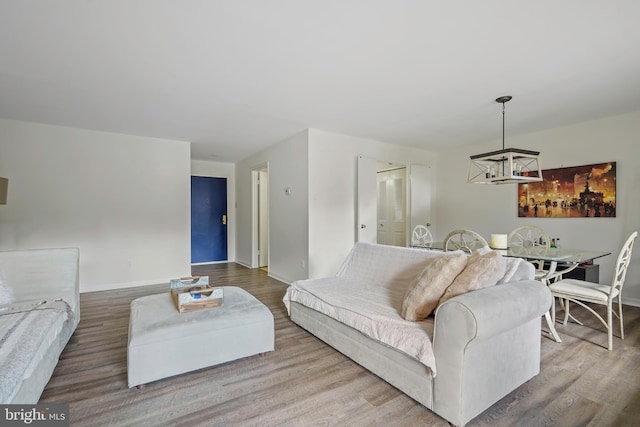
[
  {"xmin": 0, "ymin": 248, "xmax": 80, "ymax": 317},
  {"xmin": 431, "ymin": 280, "xmax": 551, "ymax": 426},
  {"xmin": 434, "ymin": 280, "xmax": 551, "ymax": 343}
]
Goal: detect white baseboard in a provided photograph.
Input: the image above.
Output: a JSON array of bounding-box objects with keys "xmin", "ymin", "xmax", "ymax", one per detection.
[
  {"xmin": 80, "ymin": 261, "xmax": 260, "ymax": 293},
  {"xmin": 235, "ymin": 259, "xmax": 251, "ymax": 269},
  {"xmin": 623, "ymin": 296, "xmax": 640, "ymax": 308},
  {"xmin": 266, "ymin": 271, "xmax": 291, "ymax": 285},
  {"xmin": 81, "ymin": 278, "xmax": 171, "ymax": 293},
  {"xmin": 191, "ymin": 260, "xmax": 229, "ymax": 266}
]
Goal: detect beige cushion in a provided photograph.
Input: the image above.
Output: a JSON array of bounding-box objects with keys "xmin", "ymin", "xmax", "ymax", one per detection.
[
  {"xmin": 548, "ymin": 279, "xmax": 617, "ymax": 302},
  {"xmin": 438, "ymin": 249, "xmax": 507, "ymax": 305},
  {"xmin": 497, "ymin": 257, "xmax": 523, "ymax": 284},
  {"xmin": 401, "ymin": 251, "xmax": 467, "ymax": 321}
]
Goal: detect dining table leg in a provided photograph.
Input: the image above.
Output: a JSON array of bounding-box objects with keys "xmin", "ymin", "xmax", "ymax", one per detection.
[{"xmin": 544, "ymin": 310, "xmax": 562, "ymax": 342}]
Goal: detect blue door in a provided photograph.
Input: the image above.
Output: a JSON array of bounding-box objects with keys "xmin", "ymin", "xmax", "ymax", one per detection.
[{"xmin": 191, "ymin": 176, "xmax": 227, "ymax": 263}]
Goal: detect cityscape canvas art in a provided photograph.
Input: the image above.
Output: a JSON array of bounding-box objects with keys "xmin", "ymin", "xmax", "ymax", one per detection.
[{"xmin": 517, "ymin": 162, "xmax": 616, "ymax": 218}]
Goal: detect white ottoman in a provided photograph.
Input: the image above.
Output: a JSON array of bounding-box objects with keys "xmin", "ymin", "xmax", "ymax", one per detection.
[{"xmin": 127, "ymin": 286, "xmax": 274, "ymax": 388}]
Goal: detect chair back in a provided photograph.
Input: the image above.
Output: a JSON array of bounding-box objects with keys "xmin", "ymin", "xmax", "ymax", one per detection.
[
  {"xmin": 611, "ymin": 231, "xmax": 638, "ymax": 296},
  {"xmin": 444, "ymin": 229, "xmax": 488, "ymax": 253},
  {"xmin": 508, "ymin": 226, "xmax": 551, "ymax": 250},
  {"xmin": 411, "ymin": 225, "xmax": 433, "ymax": 247}
]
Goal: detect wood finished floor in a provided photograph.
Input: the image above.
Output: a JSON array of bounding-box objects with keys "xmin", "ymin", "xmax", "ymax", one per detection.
[{"xmin": 41, "ymin": 263, "xmax": 640, "ymax": 426}]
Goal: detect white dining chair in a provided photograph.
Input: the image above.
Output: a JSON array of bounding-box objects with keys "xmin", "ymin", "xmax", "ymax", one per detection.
[
  {"xmin": 549, "ymin": 231, "xmax": 638, "ymax": 351},
  {"xmin": 508, "ymin": 226, "xmax": 568, "ymax": 343},
  {"xmin": 508, "ymin": 225, "xmax": 551, "ymax": 251},
  {"xmin": 443, "ymin": 229, "xmax": 488, "ymax": 253},
  {"xmin": 508, "ymin": 226, "xmax": 561, "ymax": 284},
  {"xmin": 411, "ymin": 225, "xmax": 433, "ymax": 248}
]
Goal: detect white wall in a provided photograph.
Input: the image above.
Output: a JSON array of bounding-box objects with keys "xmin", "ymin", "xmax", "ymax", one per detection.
[
  {"xmin": 235, "ymin": 131, "xmax": 309, "ymax": 284},
  {"xmin": 434, "ymin": 111, "xmax": 640, "ymax": 304},
  {"xmin": 190, "ymin": 159, "xmax": 236, "ymax": 262},
  {"xmin": 0, "ymin": 119, "xmax": 191, "ymax": 292},
  {"xmin": 308, "ymin": 129, "xmax": 436, "ymax": 279},
  {"xmin": 235, "ymin": 129, "xmax": 436, "ymax": 283}
]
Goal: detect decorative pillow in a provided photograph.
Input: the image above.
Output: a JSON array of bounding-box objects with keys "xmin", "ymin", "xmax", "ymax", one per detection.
[
  {"xmin": 0, "ymin": 267, "xmax": 15, "ymax": 306},
  {"xmin": 497, "ymin": 257, "xmax": 523, "ymax": 284},
  {"xmin": 401, "ymin": 251, "xmax": 468, "ymax": 321},
  {"xmin": 438, "ymin": 249, "xmax": 507, "ymax": 305}
]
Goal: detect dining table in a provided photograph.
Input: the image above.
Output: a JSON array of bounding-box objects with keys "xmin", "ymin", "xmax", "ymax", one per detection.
[
  {"xmin": 498, "ymin": 246, "xmax": 610, "ymax": 271},
  {"xmin": 411, "ymin": 242, "xmax": 611, "ymax": 342},
  {"xmin": 414, "ymin": 242, "xmax": 609, "ymax": 267}
]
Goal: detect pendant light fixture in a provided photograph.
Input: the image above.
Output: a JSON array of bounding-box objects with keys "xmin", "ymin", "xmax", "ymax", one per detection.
[{"xmin": 468, "ymin": 96, "xmax": 543, "ymax": 184}]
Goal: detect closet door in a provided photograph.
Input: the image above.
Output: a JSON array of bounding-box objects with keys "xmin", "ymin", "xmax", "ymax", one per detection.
[{"xmin": 377, "ymin": 168, "xmax": 406, "ymax": 247}]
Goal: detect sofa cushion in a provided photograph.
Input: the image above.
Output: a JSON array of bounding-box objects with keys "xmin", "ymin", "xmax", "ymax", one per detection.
[
  {"xmin": 401, "ymin": 251, "xmax": 467, "ymax": 321},
  {"xmin": 438, "ymin": 249, "xmax": 507, "ymax": 305},
  {"xmin": 496, "ymin": 257, "xmax": 535, "ymax": 284}
]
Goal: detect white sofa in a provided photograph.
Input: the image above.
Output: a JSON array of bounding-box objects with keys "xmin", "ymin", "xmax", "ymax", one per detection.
[
  {"xmin": 283, "ymin": 242, "xmax": 551, "ymax": 426},
  {"xmin": 0, "ymin": 248, "xmax": 80, "ymax": 403}
]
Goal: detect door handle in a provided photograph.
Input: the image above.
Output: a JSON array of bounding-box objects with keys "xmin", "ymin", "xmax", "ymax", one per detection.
[{"xmin": 222, "ymin": 215, "xmax": 227, "ymax": 225}]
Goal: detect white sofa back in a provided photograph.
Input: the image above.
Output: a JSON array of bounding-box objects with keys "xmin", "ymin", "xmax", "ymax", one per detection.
[
  {"xmin": 336, "ymin": 242, "xmax": 534, "ymax": 288},
  {"xmin": 336, "ymin": 242, "xmax": 443, "ymax": 286},
  {"xmin": 0, "ymin": 248, "xmax": 80, "ymax": 316}
]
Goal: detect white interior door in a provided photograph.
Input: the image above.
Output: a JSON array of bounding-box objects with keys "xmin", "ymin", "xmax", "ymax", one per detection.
[
  {"xmin": 377, "ymin": 168, "xmax": 406, "ymax": 247},
  {"xmin": 357, "ymin": 155, "xmax": 377, "ymax": 243}
]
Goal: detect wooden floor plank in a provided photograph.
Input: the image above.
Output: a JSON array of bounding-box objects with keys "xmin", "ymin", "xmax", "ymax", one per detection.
[{"xmin": 40, "ymin": 262, "xmax": 640, "ymax": 426}]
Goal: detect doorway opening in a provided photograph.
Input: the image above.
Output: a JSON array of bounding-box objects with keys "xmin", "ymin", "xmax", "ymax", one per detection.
[
  {"xmin": 376, "ymin": 163, "xmax": 407, "ymax": 247},
  {"xmin": 357, "ymin": 155, "xmax": 431, "ymax": 247},
  {"xmin": 251, "ymin": 164, "xmax": 269, "ymax": 270}
]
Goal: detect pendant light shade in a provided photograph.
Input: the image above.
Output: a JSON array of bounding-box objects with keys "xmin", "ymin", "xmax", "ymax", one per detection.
[{"xmin": 468, "ymin": 96, "xmax": 543, "ymax": 184}]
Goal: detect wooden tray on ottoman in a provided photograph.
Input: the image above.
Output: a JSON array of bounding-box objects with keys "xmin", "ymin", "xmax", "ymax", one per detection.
[{"xmin": 170, "ymin": 277, "xmax": 224, "ymax": 313}]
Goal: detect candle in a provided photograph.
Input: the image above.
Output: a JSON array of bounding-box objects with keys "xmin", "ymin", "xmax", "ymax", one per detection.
[{"xmin": 490, "ymin": 234, "xmax": 508, "ymax": 250}]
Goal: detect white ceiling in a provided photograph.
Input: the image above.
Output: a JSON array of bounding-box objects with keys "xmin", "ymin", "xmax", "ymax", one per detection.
[{"xmin": 1, "ymin": 1, "xmax": 639, "ymax": 162}]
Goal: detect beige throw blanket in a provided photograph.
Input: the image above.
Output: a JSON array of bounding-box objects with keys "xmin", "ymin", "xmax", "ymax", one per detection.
[
  {"xmin": 283, "ymin": 243, "xmax": 442, "ymax": 377},
  {"xmin": 283, "ymin": 242, "xmax": 442, "ymax": 376},
  {"xmin": 283, "ymin": 277, "xmax": 436, "ymax": 374}
]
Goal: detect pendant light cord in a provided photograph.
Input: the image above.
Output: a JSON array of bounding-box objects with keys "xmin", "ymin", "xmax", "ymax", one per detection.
[
  {"xmin": 500, "ymin": 98, "xmax": 508, "ymax": 176},
  {"xmin": 502, "ymin": 101, "xmax": 506, "ymax": 150}
]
